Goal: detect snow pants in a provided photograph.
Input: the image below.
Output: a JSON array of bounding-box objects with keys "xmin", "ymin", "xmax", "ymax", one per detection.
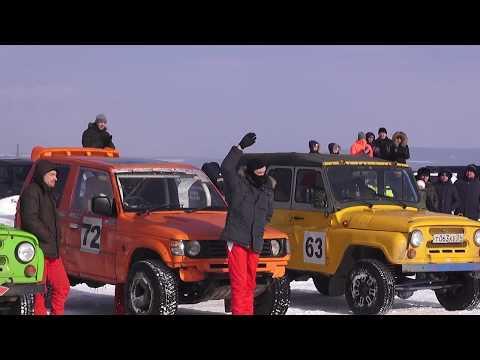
[
  {"xmin": 34, "ymin": 257, "xmax": 70, "ymax": 315},
  {"xmin": 227, "ymin": 243, "xmax": 259, "ymax": 315}
]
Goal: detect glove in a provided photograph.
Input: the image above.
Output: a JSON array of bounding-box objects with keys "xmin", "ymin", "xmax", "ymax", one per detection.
[{"xmin": 239, "ymin": 132, "xmax": 256, "ymax": 149}]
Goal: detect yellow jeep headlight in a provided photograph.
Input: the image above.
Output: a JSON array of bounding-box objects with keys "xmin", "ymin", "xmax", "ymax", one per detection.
[
  {"xmin": 474, "ymin": 230, "xmax": 480, "ymax": 247},
  {"xmin": 410, "ymin": 230, "xmax": 423, "ymax": 248}
]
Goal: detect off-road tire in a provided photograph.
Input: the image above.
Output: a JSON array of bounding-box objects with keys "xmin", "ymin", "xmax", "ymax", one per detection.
[
  {"xmin": 435, "ymin": 274, "xmax": 480, "ymax": 311},
  {"xmin": 345, "ymin": 259, "xmax": 395, "ymax": 315},
  {"xmin": 254, "ymin": 275, "xmax": 290, "ymax": 315},
  {"xmin": 0, "ymin": 294, "xmax": 35, "ymax": 315},
  {"xmin": 125, "ymin": 260, "xmax": 178, "ymax": 315}
]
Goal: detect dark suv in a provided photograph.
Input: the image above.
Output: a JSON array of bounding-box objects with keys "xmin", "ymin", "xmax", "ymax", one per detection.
[{"xmin": 0, "ymin": 159, "xmax": 33, "ymax": 199}]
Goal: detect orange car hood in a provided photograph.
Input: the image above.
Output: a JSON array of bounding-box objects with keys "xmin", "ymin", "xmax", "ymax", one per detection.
[{"xmin": 132, "ymin": 211, "xmax": 286, "ymax": 240}]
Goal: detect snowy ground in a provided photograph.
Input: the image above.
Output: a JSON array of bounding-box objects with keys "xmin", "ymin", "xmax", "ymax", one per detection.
[{"xmin": 64, "ymin": 279, "xmax": 480, "ymax": 315}]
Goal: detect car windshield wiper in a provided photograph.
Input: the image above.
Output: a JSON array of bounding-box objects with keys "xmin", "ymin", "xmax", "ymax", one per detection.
[
  {"xmin": 374, "ymin": 193, "xmax": 409, "ymax": 209},
  {"xmin": 184, "ymin": 206, "xmax": 227, "ymax": 213},
  {"xmin": 338, "ymin": 197, "xmax": 374, "ymax": 208},
  {"xmin": 135, "ymin": 204, "xmax": 182, "ymax": 215}
]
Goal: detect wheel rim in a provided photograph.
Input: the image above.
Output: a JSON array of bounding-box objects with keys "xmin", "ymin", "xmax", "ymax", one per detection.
[
  {"xmin": 351, "ymin": 270, "xmax": 378, "ymax": 308},
  {"xmin": 130, "ymin": 273, "xmax": 154, "ymax": 314}
]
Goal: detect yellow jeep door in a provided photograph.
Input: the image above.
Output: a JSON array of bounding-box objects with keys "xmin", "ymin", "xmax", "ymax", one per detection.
[
  {"xmin": 268, "ymin": 167, "xmax": 332, "ymax": 273},
  {"xmin": 288, "ymin": 168, "xmax": 332, "ymax": 272}
]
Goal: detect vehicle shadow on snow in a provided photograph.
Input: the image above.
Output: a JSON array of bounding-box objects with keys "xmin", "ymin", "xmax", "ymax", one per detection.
[
  {"xmin": 289, "ymin": 288, "xmax": 442, "ymax": 315},
  {"xmin": 65, "ymin": 287, "xmax": 226, "ymax": 315},
  {"xmin": 64, "ymin": 288, "xmax": 115, "ymax": 315}
]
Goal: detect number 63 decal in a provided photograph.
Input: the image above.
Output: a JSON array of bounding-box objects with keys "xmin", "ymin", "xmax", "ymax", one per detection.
[
  {"xmin": 303, "ymin": 231, "xmax": 326, "ymax": 265},
  {"xmin": 81, "ymin": 217, "xmax": 103, "ymax": 254}
]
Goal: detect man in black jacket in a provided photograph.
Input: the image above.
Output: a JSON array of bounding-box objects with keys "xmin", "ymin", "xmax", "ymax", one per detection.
[
  {"xmin": 390, "ymin": 131, "xmax": 410, "ymax": 164},
  {"xmin": 19, "ymin": 160, "xmax": 70, "ymax": 315},
  {"xmin": 372, "ymin": 127, "xmax": 394, "ymax": 160},
  {"xmin": 221, "ymin": 132, "xmax": 275, "ymax": 315},
  {"xmin": 434, "ymin": 169, "xmax": 461, "ymax": 214},
  {"xmin": 82, "ymin": 114, "xmax": 115, "ymax": 149},
  {"xmin": 455, "ymin": 164, "xmax": 480, "ymax": 221}
]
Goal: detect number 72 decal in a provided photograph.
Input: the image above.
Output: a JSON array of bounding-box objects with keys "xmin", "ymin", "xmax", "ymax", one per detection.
[
  {"xmin": 81, "ymin": 217, "xmax": 102, "ymax": 254},
  {"xmin": 303, "ymin": 231, "xmax": 326, "ymax": 265}
]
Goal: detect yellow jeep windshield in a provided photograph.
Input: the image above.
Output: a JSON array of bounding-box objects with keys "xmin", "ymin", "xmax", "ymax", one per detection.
[{"xmin": 325, "ymin": 165, "xmax": 420, "ymax": 206}]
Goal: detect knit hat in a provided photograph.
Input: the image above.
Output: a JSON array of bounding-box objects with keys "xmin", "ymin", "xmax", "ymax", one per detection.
[
  {"xmin": 466, "ymin": 164, "xmax": 478, "ymax": 176},
  {"xmin": 417, "ymin": 167, "xmax": 431, "ymax": 178},
  {"xmin": 378, "ymin": 127, "xmax": 387, "ymax": 135},
  {"xmin": 247, "ymin": 158, "xmax": 266, "ymax": 173},
  {"xmin": 357, "ymin": 132, "xmax": 366, "ymax": 140},
  {"xmin": 95, "ymin": 114, "xmax": 107, "ymax": 124}
]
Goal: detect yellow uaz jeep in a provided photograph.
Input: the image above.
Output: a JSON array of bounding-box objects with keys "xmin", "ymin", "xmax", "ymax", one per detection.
[{"xmin": 240, "ymin": 153, "xmax": 480, "ymax": 314}]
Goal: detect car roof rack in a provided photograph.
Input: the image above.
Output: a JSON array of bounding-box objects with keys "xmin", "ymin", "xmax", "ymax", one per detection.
[{"xmin": 31, "ymin": 146, "xmax": 120, "ymax": 161}]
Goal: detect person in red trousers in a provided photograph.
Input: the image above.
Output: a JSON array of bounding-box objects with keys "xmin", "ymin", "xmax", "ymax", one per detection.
[
  {"xmin": 221, "ymin": 133, "xmax": 275, "ymax": 315},
  {"xmin": 20, "ymin": 160, "xmax": 70, "ymax": 315}
]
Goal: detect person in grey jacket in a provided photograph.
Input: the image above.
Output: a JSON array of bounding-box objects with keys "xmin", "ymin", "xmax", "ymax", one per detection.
[{"xmin": 221, "ymin": 132, "xmax": 275, "ymax": 315}]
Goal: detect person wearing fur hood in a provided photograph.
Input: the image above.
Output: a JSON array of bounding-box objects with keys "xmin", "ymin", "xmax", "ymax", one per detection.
[{"xmin": 390, "ymin": 131, "xmax": 410, "ymax": 164}]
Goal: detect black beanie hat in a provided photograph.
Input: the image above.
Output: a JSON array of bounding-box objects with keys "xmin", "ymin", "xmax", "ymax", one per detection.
[
  {"xmin": 247, "ymin": 158, "xmax": 266, "ymax": 173},
  {"xmin": 378, "ymin": 127, "xmax": 387, "ymax": 135},
  {"xmin": 417, "ymin": 167, "xmax": 431, "ymax": 178},
  {"xmin": 466, "ymin": 164, "xmax": 478, "ymax": 176}
]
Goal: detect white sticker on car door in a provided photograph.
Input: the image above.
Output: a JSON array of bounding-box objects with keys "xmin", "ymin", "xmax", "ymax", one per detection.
[
  {"xmin": 303, "ymin": 231, "xmax": 326, "ymax": 265},
  {"xmin": 80, "ymin": 217, "xmax": 102, "ymax": 254}
]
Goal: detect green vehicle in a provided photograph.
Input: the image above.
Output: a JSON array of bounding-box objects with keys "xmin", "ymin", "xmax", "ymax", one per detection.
[{"xmin": 0, "ymin": 224, "xmax": 44, "ymax": 315}]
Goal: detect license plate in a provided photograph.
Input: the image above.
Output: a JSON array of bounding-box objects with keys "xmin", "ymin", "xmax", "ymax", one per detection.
[{"xmin": 432, "ymin": 233, "xmax": 464, "ymax": 244}]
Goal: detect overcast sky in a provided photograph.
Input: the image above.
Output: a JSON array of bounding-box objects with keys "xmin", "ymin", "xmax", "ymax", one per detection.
[{"xmin": 1, "ymin": 45, "xmax": 479, "ymax": 158}]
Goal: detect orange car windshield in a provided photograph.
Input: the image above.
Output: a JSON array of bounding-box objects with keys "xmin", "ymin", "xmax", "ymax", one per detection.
[{"xmin": 117, "ymin": 172, "xmax": 227, "ymax": 213}]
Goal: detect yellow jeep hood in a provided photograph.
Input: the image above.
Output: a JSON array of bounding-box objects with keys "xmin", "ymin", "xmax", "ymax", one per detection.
[{"xmin": 342, "ymin": 206, "xmax": 479, "ymax": 233}]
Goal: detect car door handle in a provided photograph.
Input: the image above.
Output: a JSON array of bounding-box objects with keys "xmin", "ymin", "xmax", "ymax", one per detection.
[
  {"xmin": 69, "ymin": 223, "xmax": 80, "ymax": 230},
  {"xmin": 292, "ymin": 216, "xmax": 304, "ymax": 221}
]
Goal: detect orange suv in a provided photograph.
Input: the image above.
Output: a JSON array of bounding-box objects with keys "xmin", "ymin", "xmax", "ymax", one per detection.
[{"xmin": 17, "ymin": 147, "xmax": 290, "ymax": 315}]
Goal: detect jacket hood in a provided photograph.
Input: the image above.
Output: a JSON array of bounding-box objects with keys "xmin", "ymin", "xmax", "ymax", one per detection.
[
  {"xmin": 392, "ymin": 131, "xmax": 408, "ymax": 146},
  {"xmin": 33, "ymin": 160, "xmax": 57, "ymax": 188}
]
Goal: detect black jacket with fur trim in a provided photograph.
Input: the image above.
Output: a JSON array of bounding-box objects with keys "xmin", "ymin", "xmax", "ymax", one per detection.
[
  {"xmin": 220, "ymin": 146, "xmax": 275, "ymax": 253},
  {"xmin": 390, "ymin": 131, "xmax": 410, "ymax": 163}
]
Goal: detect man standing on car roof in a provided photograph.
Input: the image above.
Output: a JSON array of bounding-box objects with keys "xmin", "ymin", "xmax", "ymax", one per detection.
[
  {"xmin": 372, "ymin": 127, "xmax": 394, "ymax": 160},
  {"xmin": 328, "ymin": 142, "xmax": 341, "ymax": 155},
  {"xmin": 455, "ymin": 164, "xmax": 480, "ymax": 221},
  {"xmin": 221, "ymin": 132, "xmax": 275, "ymax": 315},
  {"xmin": 19, "ymin": 160, "xmax": 70, "ymax": 315},
  {"xmin": 434, "ymin": 169, "xmax": 461, "ymax": 215},
  {"xmin": 82, "ymin": 114, "xmax": 115, "ymax": 149},
  {"xmin": 308, "ymin": 140, "xmax": 320, "ymax": 154}
]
